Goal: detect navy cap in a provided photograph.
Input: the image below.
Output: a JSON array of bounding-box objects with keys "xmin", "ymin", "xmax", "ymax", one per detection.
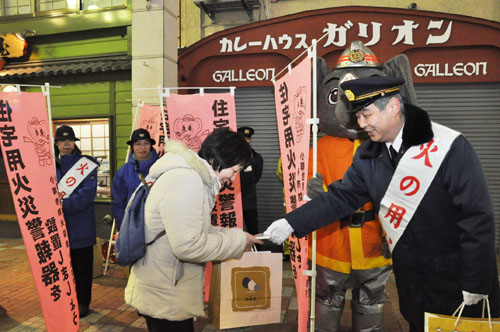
[
  {"xmin": 237, "ymin": 126, "xmax": 254, "ymax": 138},
  {"xmin": 126, "ymin": 128, "xmax": 156, "ymax": 146},
  {"xmin": 54, "ymin": 125, "xmax": 80, "ymax": 142},
  {"xmin": 341, "ymin": 76, "xmax": 405, "ymax": 113}
]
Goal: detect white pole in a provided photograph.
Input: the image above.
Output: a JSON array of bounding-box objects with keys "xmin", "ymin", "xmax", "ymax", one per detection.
[
  {"xmin": 158, "ymin": 86, "xmax": 169, "ymax": 143},
  {"xmin": 310, "ymin": 39, "xmax": 318, "ymax": 332},
  {"xmin": 41, "ymin": 83, "xmax": 57, "ymax": 175},
  {"xmin": 133, "ymin": 86, "xmax": 234, "ymax": 91}
]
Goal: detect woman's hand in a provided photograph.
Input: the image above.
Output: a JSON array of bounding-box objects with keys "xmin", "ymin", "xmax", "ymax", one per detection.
[{"xmin": 244, "ymin": 232, "xmax": 263, "ymax": 252}]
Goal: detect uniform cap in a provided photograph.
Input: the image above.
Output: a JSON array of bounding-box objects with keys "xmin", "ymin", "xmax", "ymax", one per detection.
[
  {"xmin": 341, "ymin": 76, "xmax": 405, "ymax": 113},
  {"xmin": 237, "ymin": 126, "xmax": 254, "ymax": 138},
  {"xmin": 54, "ymin": 125, "xmax": 80, "ymax": 142}
]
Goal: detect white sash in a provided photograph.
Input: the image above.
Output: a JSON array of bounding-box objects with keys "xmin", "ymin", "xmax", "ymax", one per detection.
[
  {"xmin": 58, "ymin": 156, "xmax": 99, "ymax": 199},
  {"xmin": 379, "ymin": 122, "xmax": 460, "ymax": 252}
]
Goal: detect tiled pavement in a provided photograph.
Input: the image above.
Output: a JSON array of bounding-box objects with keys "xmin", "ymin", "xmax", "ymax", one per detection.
[{"xmin": 0, "ymin": 237, "xmax": 410, "ymax": 332}]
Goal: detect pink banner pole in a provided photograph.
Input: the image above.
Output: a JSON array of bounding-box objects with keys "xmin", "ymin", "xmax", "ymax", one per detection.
[
  {"xmin": 309, "ymin": 39, "xmax": 318, "ymax": 332},
  {"xmin": 158, "ymin": 86, "xmax": 169, "ymax": 143}
]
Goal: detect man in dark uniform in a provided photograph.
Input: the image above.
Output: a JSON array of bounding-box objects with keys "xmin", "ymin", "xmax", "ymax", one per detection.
[
  {"xmin": 264, "ymin": 76, "xmax": 500, "ymax": 331},
  {"xmin": 237, "ymin": 127, "xmax": 264, "ymax": 235}
]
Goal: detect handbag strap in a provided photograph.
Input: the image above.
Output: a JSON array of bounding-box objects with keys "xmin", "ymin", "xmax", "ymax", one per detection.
[{"xmin": 453, "ymin": 299, "xmax": 492, "ymax": 332}]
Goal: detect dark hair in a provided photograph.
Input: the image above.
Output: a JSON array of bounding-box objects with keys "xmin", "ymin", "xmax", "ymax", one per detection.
[{"xmin": 198, "ymin": 127, "xmax": 252, "ymax": 171}]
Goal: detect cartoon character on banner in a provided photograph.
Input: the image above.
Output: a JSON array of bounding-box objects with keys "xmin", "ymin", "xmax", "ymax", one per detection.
[
  {"xmin": 23, "ymin": 117, "xmax": 52, "ymax": 166},
  {"xmin": 173, "ymin": 114, "xmax": 210, "ymax": 151},
  {"xmin": 308, "ymin": 40, "xmax": 418, "ymax": 332},
  {"xmin": 293, "ymin": 86, "xmax": 307, "ymax": 143},
  {"xmin": 140, "ymin": 116, "xmax": 159, "ymax": 144}
]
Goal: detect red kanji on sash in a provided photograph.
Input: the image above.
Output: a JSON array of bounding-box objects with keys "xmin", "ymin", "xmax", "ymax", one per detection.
[
  {"xmin": 411, "ymin": 139, "xmax": 438, "ymax": 167},
  {"xmin": 65, "ymin": 177, "xmax": 76, "ymax": 187},
  {"xmin": 384, "ymin": 203, "xmax": 406, "ymax": 229},
  {"xmin": 76, "ymin": 162, "xmax": 88, "ymax": 176},
  {"xmin": 400, "ymin": 176, "xmax": 420, "ymax": 196}
]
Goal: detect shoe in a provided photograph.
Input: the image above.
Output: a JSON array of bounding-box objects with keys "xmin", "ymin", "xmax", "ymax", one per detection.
[{"xmin": 79, "ymin": 305, "xmax": 89, "ymax": 318}]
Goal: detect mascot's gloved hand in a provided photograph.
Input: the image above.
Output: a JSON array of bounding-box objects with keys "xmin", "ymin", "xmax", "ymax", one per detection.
[
  {"xmin": 381, "ymin": 237, "xmax": 392, "ymax": 259},
  {"xmin": 263, "ymin": 218, "xmax": 294, "ymax": 245},
  {"xmin": 307, "ymin": 173, "xmax": 325, "ymax": 200},
  {"xmin": 462, "ymin": 290, "xmax": 488, "ymax": 305}
]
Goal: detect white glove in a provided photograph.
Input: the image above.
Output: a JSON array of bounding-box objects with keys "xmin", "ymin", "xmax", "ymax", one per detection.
[
  {"xmin": 263, "ymin": 218, "xmax": 294, "ymax": 245},
  {"xmin": 462, "ymin": 290, "xmax": 488, "ymax": 305}
]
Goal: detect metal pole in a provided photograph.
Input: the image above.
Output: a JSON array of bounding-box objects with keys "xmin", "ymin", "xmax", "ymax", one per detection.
[
  {"xmin": 41, "ymin": 82, "xmax": 57, "ymax": 176},
  {"xmin": 309, "ymin": 39, "xmax": 318, "ymax": 332},
  {"xmin": 158, "ymin": 86, "xmax": 169, "ymax": 143}
]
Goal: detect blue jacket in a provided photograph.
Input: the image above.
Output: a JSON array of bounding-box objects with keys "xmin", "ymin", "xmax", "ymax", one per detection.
[
  {"xmin": 57, "ymin": 153, "xmax": 98, "ymax": 249},
  {"xmin": 111, "ymin": 150, "xmax": 159, "ymax": 229}
]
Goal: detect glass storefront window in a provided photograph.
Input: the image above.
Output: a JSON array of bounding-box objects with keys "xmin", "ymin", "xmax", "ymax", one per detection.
[{"xmin": 53, "ymin": 118, "xmax": 111, "ymax": 199}]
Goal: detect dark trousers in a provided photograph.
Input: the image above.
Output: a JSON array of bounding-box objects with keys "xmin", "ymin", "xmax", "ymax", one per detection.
[
  {"xmin": 143, "ymin": 315, "xmax": 194, "ymax": 332},
  {"xmin": 70, "ymin": 246, "xmax": 93, "ymax": 308},
  {"xmin": 243, "ymin": 209, "xmax": 259, "ymax": 235}
]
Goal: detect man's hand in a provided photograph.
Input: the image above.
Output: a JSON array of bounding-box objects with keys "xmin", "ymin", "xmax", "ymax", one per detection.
[
  {"xmin": 307, "ymin": 173, "xmax": 325, "ymax": 200},
  {"xmin": 462, "ymin": 290, "xmax": 488, "ymax": 305},
  {"xmin": 263, "ymin": 218, "xmax": 294, "ymax": 245}
]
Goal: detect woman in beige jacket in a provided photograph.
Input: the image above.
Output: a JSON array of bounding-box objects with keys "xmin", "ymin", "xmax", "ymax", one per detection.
[{"xmin": 125, "ymin": 128, "xmax": 263, "ymax": 332}]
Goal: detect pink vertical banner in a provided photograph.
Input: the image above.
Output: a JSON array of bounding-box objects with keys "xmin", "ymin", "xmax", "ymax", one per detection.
[
  {"xmin": 0, "ymin": 92, "xmax": 79, "ymax": 331},
  {"xmin": 165, "ymin": 91, "xmax": 243, "ymax": 301},
  {"xmin": 136, "ymin": 104, "xmax": 167, "ymax": 157},
  {"xmin": 273, "ymin": 57, "xmax": 311, "ymax": 332}
]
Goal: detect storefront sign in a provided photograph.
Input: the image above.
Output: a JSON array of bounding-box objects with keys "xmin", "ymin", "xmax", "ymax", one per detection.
[
  {"xmin": 0, "ymin": 33, "xmax": 26, "ymax": 58},
  {"xmin": 213, "ymin": 68, "xmax": 276, "ymax": 83},
  {"xmin": 179, "ymin": 6, "xmax": 499, "ymax": 87}
]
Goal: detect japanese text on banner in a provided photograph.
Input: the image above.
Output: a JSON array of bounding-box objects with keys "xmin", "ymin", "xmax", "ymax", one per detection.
[
  {"xmin": 165, "ymin": 92, "xmax": 243, "ymax": 229},
  {"xmin": 0, "ymin": 92, "xmax": 79, "ymax": 332},
  {"xmin": 273, "ymin": 57, "xmax": 312, "ymax": 332}
]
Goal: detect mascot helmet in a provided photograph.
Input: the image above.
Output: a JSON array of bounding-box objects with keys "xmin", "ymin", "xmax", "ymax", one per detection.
[{"xmin": 335, "ymin": 40, "xmax": 381, "ymax": 69}]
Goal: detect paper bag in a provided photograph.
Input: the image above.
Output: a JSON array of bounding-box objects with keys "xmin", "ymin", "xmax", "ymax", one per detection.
[
  {"xmin": 425, "ymin": 304, "xmax": 500, "ymax": 332},
  {"xmin": 208, "ymin": 251, "xmax": 282, "ymax": 329}
]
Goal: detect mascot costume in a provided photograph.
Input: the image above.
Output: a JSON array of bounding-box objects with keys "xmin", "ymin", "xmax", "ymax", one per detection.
[{"xmin": 309, "ymin": 40, "xmax": 418, "ymax": 332}]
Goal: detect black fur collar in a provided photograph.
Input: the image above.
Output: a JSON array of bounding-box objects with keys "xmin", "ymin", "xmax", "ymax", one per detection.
[{"xmin": 358, "ymin": 104, "xmax": 434, "ymax": 159}]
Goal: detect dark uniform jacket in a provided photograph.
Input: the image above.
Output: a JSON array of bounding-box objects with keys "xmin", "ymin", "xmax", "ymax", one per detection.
[
  {"xmin": 239, "ymin": 148, "xmax": 263, "ymax": 211},
  {"xmin": 286, "ymin": 104, "xmax": 500, "ymax": 327},
  {"xmin": 57, "ymin": 152, "xmax": 98, "ymax": 249}
]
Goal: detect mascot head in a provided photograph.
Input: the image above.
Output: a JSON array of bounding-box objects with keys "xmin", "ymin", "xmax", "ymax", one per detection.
[{"xmin": 317, "ymin": 40, "xmax": 419, "ymax": 136}]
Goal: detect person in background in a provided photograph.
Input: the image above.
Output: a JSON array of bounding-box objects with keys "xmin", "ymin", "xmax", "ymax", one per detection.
[
  {"xmin": 111, "ymin": 128, "xmax": 159, "ymax": 230},
  {"xmin": 54, "ymin": 125, "xmax": 98, "ymax": 318},
  {"xmin": 237, "ymin": 126, "xmax": 263, "ymax": 235},
  {"xmin": 125, "ymin": 128, "xmax": 263, "ymax": 332},
  {"xmin": 264, "ymin": 76, "xmax": 500, "ymax": 331}
]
